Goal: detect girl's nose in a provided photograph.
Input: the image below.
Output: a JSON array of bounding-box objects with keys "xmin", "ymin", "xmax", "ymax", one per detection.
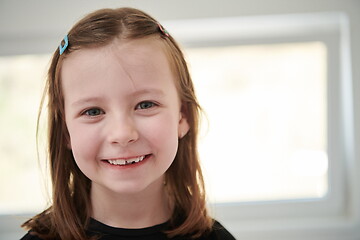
[{"xmin": 107, "ymin": 115, "xmax": 139, "ymax": 146}]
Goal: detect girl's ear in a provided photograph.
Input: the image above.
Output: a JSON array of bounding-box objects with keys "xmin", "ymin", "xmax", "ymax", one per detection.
[
  {"xmin": 178, "ymin": 105, "xmax": 190, "ymax": 139},
  {"xmin": 65, "ymin": 132, "xmax": 72, "ymax": 149},
  {"xmin": 65, "ymin": 127, "xmax": 72, "ymax": 149}
]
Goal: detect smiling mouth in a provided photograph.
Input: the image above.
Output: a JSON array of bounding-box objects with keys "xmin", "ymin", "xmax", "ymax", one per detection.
[{"xmin": 105, "ymin": 155, "xmax": 147, "ymax": 166}]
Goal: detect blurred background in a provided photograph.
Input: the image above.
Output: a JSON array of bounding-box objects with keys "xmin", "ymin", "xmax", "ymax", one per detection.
[{"xmin": 0, "ymin": 0, "xmax": 359, "ymax": 239}]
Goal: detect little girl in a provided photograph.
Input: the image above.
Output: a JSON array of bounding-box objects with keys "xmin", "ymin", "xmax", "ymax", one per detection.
[{"xmin": 21, "ymin": 7, "xmax": 236, "ymax": 240}]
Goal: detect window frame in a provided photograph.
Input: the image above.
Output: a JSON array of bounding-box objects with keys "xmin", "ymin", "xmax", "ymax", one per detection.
[{"xmin": 164, "ymin": 12, "xmax": 359, "ymax": 239}]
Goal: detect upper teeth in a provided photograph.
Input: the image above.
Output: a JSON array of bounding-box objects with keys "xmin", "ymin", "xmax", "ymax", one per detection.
[{"xmin": 107, "ymin": 156, "xmax": 145, "ymax": 166}]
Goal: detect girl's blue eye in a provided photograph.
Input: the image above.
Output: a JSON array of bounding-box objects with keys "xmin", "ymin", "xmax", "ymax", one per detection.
[
  {"xmin": 137, "ymin": 101, "xmax": 156, "ymax": 110},
  {"xmin": 84, "ymin": 108, "xmax": 103, "ymax": 116}
]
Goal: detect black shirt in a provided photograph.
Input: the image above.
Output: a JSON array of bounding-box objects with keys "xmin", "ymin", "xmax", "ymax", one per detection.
[{"xmin": 21, "ymin": 218, "xmax": 236, "ymax": 240}]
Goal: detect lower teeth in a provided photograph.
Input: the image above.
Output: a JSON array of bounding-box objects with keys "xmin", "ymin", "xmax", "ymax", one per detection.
[{"xmin": 108, "ymin": 158, "xmax": 145, "ymax": 166}]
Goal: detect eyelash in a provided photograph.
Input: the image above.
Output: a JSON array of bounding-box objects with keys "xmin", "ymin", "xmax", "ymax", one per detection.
[
  {"xmin": 82, "ymin": 108, "xmax": 104, "ymax": 117},
  {"xmin": 135, "ymin": 101, "xmax": 158, "ymax": 110},
  {"xmin": 81, "ymin": 101, "xmax": 158, "ymax": 117}
]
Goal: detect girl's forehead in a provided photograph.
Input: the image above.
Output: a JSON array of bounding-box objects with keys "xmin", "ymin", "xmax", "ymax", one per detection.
[
  {"xmin": 62, "ymin": 37, "xmax": 170, "ymax": 73},
  {"xmin": 60, "ymin": 36, "xmax": 177, "ymax": 100}
]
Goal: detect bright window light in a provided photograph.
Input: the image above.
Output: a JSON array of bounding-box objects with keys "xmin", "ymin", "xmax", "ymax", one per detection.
[
  {"xmin": 0, "ymin": 55, "xmax": 50, "ymax": 214},
  {"xmin": 0, "ymin": 41, "xmax": 327, "ymax": 213},
  {"xmin": 185, "ymin": 42, "xmax": 328, "ymax": 203}
]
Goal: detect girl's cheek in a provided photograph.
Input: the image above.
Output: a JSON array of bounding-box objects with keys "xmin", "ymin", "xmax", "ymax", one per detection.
[
  {"xmin": 70, "ymin": 126, "xmax": 99, "ymax": 151},
  {"xmin": 140, "ymin": 115, "xmax": 178, "ymax": 138}
]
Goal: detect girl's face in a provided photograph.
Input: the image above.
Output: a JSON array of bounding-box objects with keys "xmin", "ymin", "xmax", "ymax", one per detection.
[{"xmin": 61, "ymin": 37, "xmax": 189, "ymax": 195}]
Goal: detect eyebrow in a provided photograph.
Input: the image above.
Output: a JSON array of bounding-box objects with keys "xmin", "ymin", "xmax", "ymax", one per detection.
[
  {"xmin": 71, "ymin": 97, "xmax": 104, "ymax": 107},
  {"xmin": 71, "ymin": 89, "xmax": 165, "ymax": 107},
  {"xmin": 131, "ymin": 88, "xmax": 165, "ymax": 97}
]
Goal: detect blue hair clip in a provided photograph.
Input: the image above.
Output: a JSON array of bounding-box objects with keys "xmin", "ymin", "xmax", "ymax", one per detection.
[
  {"xmin": 59, "ymin": 35, "xmax": 68, "ymax": 55},
  {"xmin": 157, "ymin": 23, "xmax": 170, "ymax": 37}
]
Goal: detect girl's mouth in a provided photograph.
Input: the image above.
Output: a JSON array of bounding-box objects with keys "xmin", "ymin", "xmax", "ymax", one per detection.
[{"xmin": 104, "ymin": 155, "xmax": 148, "ymax": 166}]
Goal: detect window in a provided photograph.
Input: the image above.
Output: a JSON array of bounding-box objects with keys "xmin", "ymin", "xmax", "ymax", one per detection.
[
  {"xmin": 165, "ymin": 12, "xmax": 357, "ymax": 239},
  {"xmin": 186, "ymin": 42, "xmax": 328, "ymax": 203},
  {"xmin": 0, "ymin": 55, "xmax": 50, "ymax": 214}
]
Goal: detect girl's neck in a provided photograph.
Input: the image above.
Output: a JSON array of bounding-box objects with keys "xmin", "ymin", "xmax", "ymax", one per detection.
[{"xmin": 90, "ymin": 177, "xmax": 172, "ymax": 229}]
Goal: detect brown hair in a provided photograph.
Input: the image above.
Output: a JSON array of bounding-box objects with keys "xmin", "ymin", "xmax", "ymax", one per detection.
[{"xmin": 22, "ymin": 7, "xmax": 213, "ymax": 240}]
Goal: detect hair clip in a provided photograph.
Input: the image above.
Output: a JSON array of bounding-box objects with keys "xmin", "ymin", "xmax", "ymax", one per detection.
[
  {"xmin": 59, "ymin": 35, "xmax": 69, "ymax": 55},
  {"xmin": 157, "ymin": 23, "xmax": 170, "ymax": 37}
]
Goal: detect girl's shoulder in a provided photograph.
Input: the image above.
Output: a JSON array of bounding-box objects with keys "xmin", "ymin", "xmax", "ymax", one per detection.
[
  {"xmin": 206, "ymin": 220, "xmax": 236, "ymax": 240},
  {"xmin": 19, "ymin": 220, "xmax": 236, "ymax": 240},
  {"xmin": 20, "ymin": 232, "xmax": 44, "ymax": 240}
]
